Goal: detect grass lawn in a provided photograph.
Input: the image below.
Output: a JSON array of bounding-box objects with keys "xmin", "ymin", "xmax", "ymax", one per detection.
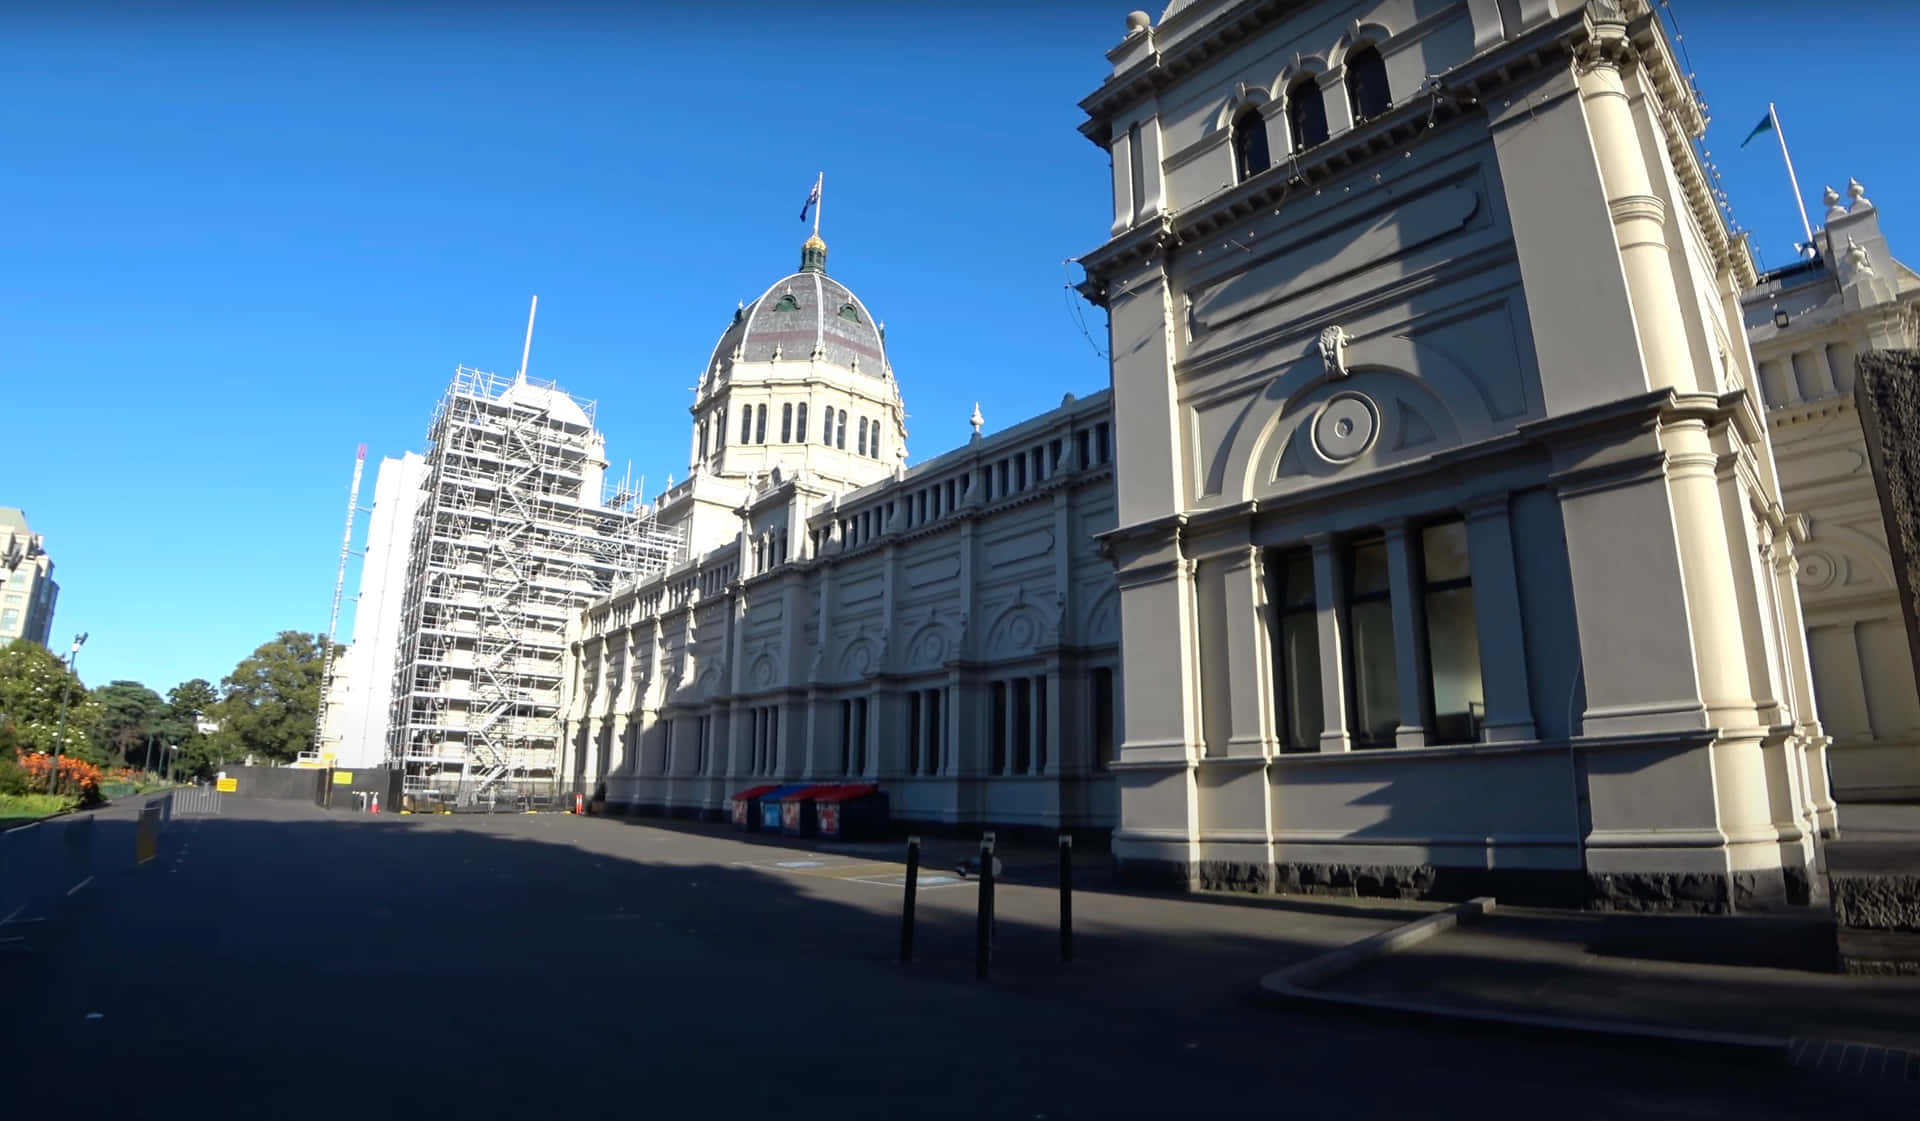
[{"xmin": 0, "ymin": 791, "xmax": 75, "ymax": 831}]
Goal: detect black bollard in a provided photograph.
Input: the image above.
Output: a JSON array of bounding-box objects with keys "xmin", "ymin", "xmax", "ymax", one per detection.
[
  {"xmin": 1059, "ymin": 833, "xmax": 1074, "ymax": 963},
  {"xmin": 976, "ymin": 832, "xmax": 996, "ymax": 980},
  {"xmin": 900, "ymin": 835, "xmax": 920, "ymax": 964}
]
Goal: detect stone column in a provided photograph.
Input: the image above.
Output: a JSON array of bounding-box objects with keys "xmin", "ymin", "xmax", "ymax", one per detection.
[
  {"xmin": 1771, "ymin": 536, "xmax": 1838, "ymax": 834},
  {"xmin": 1383, "ymin": 521, "xmax": 1432, "ymax": 748},
  {"xmin": 1308, "ymin": 533, "xmax": 1352, "ymax": 753},
  {"xmin": 1664, "ymin": 416, "xmax": 1760, "ymax": 729},
  {"xmin": 1464, "ymin": 494, "xmax": 1537, "ymax": 741},
  {"xmin": 1577, "ymin": 16, "xmax": 1699, "ymax": 394}
]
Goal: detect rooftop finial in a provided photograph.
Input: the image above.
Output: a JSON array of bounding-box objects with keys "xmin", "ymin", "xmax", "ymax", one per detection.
[
  {"xmin": 1848, "ymin": 177, "xmax": 1872, "ymax": 210},
  {"xmin": 970, "ymin": 402, "xmax": 984, "ymax": 436}
]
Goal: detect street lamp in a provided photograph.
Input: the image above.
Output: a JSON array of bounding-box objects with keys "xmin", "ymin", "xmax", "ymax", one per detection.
[{"xmin": 48, "ymin": 631, "xmax": 90, "ymax": 796}]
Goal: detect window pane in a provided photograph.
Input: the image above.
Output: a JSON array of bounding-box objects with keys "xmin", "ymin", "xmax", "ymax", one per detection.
[
  {"xmin": 1350, "ymin": 600, "xmax": 1398, "ymax": 746},
  {"xmin": 1426, "ymin": 586, "xmax": 1483, "ymax": 743},
  {"xmin": 796, "ymin": 403, "xmax": 807, "ymax": 442},
  {"xmin": 1014, "ymin": 678, "xmax": 1032, "ymax": 773},
  {"xmin": 1350, "ymin": 537, "xmax": 1391, "ymax": 597},
  {"xmin": 991, "ymin": 683, "xmax": 1008, "ymax": 774},
  {"xmin": 907, "ymin": 692, "xmax": 921, "ymax": 776},
  {"xmin": 1278, "ymin": 550, "xmax": 1315, "ymax": 609},
  {"xmin": 1282, "ymin": 613, "xmax": 1323, "ymax": 750},
  {"xmin": 927, "ymin": 690, "xmax": 942, "ymax": 775},
  {"xmin": 1422, "ymin": 521, "xmax": 1471, "ymax": 584}
]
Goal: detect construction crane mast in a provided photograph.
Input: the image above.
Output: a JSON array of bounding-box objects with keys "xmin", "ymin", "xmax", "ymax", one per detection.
[{"xmin": 312, "ymin": 443, "xmax": 367, "ymax": 760}]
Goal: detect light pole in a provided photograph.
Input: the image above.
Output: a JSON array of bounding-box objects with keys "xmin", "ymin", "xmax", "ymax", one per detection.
[{"xmin": 47, "ymin": 632, "xmax": 89, "ymax": 796}]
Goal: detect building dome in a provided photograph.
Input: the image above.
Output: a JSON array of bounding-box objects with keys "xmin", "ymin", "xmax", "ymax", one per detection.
[{"xmin": 705, "ymin": 239, "xmax": 889, "ymax": 381}]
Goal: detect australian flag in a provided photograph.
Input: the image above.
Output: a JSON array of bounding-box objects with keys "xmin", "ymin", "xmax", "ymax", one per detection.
[{"xmin": 800, "ymin": 179, "xmax": 821, "ymax": 223}]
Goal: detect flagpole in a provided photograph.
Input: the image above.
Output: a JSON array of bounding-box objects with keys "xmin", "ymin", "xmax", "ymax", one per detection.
[
  {"xmin": 1769, "ymin": 103, "xmax": 1815, "ymax": 253},
  {"xmin": 813, "ymin": 171, "xmax": 824, "ymax": 238}
]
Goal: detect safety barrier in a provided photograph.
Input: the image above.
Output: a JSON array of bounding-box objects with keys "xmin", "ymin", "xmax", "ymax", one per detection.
[
  {"xmin": 1, "ymin": 791, "xmax": 177, "ymax": 932},
  {"xmin": 172, "ymin": 785, "xmax": 221, "ymax": 816}
]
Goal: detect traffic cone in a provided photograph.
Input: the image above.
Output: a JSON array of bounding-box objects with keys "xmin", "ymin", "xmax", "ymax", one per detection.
[
  {"xmin": 573, "ymin": 792, "xmax": 585, "ymax": 815},
  {"xmin": 370, "ymin": 792, "xmax": 381, "ymax": 815}
]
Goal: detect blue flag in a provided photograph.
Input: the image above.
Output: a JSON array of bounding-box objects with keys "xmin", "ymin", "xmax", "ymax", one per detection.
[
  {"xmin": 1739, "ymin": 112, "xmax": 1774, "ymax": 150},
  {"xmin": 800, "ymin": 180, "xmax": 821, "ymax": 223}
]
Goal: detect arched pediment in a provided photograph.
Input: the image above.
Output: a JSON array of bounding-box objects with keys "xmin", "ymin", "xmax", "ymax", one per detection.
[
  {"xmin": 904, "ymin": 622, "xmax": 953, "ymax": 670},
  {"xmin": 985, "ymin": 603, "xmax": 1047, "ymax": 659},
  {"xmin": 1083, "ymin": 587, "xmax": 1121, "ymax": 648},
  {"xmin": 1201, "ymin": 332, "xmax": 1497, "ymax": 504},
  {"xmin": 1213, "ymin": 85, "xmax": 1273, "ymax": 132},
  {"xmin": 837, "ymin": 638, "xmax": 878, "ymax": 680},
  {"xmin": 1328, "ymin": 22, "xmax": 1395, "ymax": 68}
]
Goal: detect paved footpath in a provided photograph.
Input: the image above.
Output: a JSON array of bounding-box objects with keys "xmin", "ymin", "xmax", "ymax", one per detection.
[{"xmin": 2, "ymin": 798, "xmax": 1911, "ymax": 1120}]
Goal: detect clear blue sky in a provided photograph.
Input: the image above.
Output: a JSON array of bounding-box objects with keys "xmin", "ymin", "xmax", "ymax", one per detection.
[{"xmin": 5, "ymin": 1, "xmax": 1913, "ymax": 697}]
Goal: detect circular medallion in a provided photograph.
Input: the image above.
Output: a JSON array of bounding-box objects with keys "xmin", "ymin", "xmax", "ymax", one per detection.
[
  {"xmin": 1796, "ymin": 551, "xmax": 1837, "ymax": 592},
  {"xmin": 1311, "ymin": 393, "xmax": 1378, "ymax": 463}
]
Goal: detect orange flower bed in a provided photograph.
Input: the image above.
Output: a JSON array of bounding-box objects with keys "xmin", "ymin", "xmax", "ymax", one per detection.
[{"xmin": 15, "ymin": 751, "xmax": 104, "ymax": 802}]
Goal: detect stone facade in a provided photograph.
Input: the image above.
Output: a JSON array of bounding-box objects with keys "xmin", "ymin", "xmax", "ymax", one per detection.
[
  {"xmin": 1742, "ymin": 184, "xmax": 1920, "ymax": 803},
  {"xmin": 1077, "ymin": 0, "xmax": 1831, "ymax": 909},
  {"xmin": 561, "ymin": 241, "xmax": 1122, "ymax": 830}
]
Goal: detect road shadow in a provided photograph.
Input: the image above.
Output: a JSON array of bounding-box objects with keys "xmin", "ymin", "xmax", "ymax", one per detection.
[{"xmin": 2, "ymin": 799, "xmax": 1908, "ymax": 1121}]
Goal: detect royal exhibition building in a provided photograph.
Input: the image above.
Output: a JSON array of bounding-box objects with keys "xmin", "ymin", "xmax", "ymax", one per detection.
[{"xmin": 326, "ymin": 0, "xmax": 1919, "ymax": 915}]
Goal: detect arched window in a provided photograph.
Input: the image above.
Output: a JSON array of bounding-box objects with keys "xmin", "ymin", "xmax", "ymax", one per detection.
[
  {"xmin": 1231, "ymin": 106, "xmax": 1270, "ymax": 182},
  {"xmin": 740, "ymin": 406, "xmax": 753, "ymax": 445},
  {"xmin": 857, "ymin": 416, "xmax": 869, "ymax": 457},
  {"xmin": 773, "ymin": 292, "xmax": 801, "ymax": 312},
  {"xmin": 868, "ymin": 416, "xmax": 879, "ymax": 457},
  {"xmin": 697, "ymin": 419, "xmax": 709, "ymax": 461},
  {"xmin": 1345, "ymin": 45, "xmax": 1390, "ymax": 122},
  {"xmin": 822, "ymin": 408, "xmax": 835, "ymax": 445},
  {"xmin": 838, "ymin": 303, "xmax": 861, "ymax": 323},
  {"xmin": 715, "ymin": 406, "xmax": 725, "ymax": 448},
  {"xmin": 796, "ymin": 402, "xmax": 808, "ymax": 443},
  {"xmin": 836, "ymin": 410, "xmax": 848, "ymax": 450},
  {"xmin": 781, "ymin": 402, "xmax": 793, "ymax": 443},
  {"xmin": 755, "ymin": 403, "xmax": 767, "ymax": 444},
  {"xmin": 1288, "ymin": 76, "xmax": 1329, "ymax": 151}
]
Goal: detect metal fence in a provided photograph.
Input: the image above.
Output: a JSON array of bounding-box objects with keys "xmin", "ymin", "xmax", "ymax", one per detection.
[{"xmin": 172, "ymin": 785, "xmax": 221, "ymax": 816}]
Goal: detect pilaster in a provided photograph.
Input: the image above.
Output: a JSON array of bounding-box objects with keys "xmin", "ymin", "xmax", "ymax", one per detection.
[
  {"xmin": 1221, "ymin": 545, "xmax": 1276, "ymax": 758},
  {"xmin": 1463, "ymin": 494, "xmax": 1537, "ymax": 742},
  {"xmin": 1383, "ymin": 521, "xmax": 1432, "ymax": 748},
  {"xmin": 1308, "ymin": 533, "xmax": 1352, "ymax": 753}
]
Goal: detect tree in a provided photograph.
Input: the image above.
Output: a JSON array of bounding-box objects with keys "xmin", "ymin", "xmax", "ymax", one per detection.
[
  {"xmin": 209, "ymin": 632, "xmax": 328, "ymax": 765},
  {"xmin": 0, "ymin": 639, "xmax": 104, "ymax": 763},
  {"xmin": 92, "ymin": 680, "xmax": 170, "ymax": 768}
]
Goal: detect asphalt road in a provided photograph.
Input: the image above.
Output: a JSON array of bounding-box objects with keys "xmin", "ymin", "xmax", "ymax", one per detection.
[{"xmin": 2, "ymin": 798, "xmax": 1909, "ymax": 1120}]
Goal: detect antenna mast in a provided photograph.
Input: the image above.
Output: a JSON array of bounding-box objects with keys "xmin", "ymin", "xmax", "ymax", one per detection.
[{"xmin": 313, "ymin": 443, "xmax": 368, "ymax": 758}]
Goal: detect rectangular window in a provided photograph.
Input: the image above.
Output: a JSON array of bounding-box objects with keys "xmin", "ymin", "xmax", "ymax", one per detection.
[
  {"xmin": 907, "ymin": 692, "xmax": 922, "ymax": 776},
  {"xmin": 698, "ymin": 420, "xmax": 710, "ymax": 461},
  {"xmin": 1091, "ymin": 667, "xmax": 1115, "ymax": 769},
  {"xmin": 796, "ymin": 402, "xmax": 808, "ymax": 443},
  {"xmin": 755, "ymin": 404, "xmax": 768, "ymax": 444},
  {"xmin": 1271, "ymin": 549, "xmax": 1323, "ymax": 752},
  {"xmin": 1346, "ymin": 536, "xmax": 1398, "ymax": 748},
  {"xmin": 854, "ymin": 698, "xmax": 868, "ymax": 774},
  {"xmin": 697, "ymin": 715, "xmax": 712, "ymax": 775},
  {"xmin": 660, "ymin": 719, "xmax": 674, "ymax": 775},
  {"xmin": 1014, "ymin": 678, "xmax": 1033, "ymax": 773},
  {"xmin": 0, "ymin": 608, "xmax": 19, "ymax": 633},
  {"xmin": 926, "ymin": 688, "xmax": 942, "ymax": 776},
  {"xmin": 840, "ymin": 700, "xmax": 852, "ymax": 774},
  {"xmin": 1033, "ymin": 675, "xmax": 1048, "ymax": 774},
  {"xmin": 1422, "ymin": 520, "xmax": 1483, "ymax": 744},
  {"xmin": 741, "ymin": 408, "xmax": 754, "ymax": 444},
  {"xmin": 781, "ymin": 403, "xmax": 793, "ymax": 443},
  {"xmin": 1096, "ymin": 423, "xmax": 1111, "ymax": 464},
  {"xmin": 990, "ymin": 682, "xmax": 1008, "ymax": 775},
  {"xmin": 767, "ymin": 706, "xmax": 780, "ymax": 774}
]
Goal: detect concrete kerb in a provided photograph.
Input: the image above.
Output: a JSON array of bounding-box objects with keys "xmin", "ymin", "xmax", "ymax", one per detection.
[{"xmin": 1255, "ymin": 895, "xmax": 1789, "ymax": 1069}]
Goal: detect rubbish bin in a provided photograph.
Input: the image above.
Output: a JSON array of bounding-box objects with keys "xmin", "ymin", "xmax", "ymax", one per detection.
[
  {"xmin": 779, "ymin": 785, "xmax": 834, "ymax": 838},
  {"xmin": 757, "ymin": 784, "xmax": 813, "ymax": 832},
  {"xmin": 730, "ymin": 784, "xmax": 780, "ymax": 831},
  {"xmin": 812, "ymin": 784, "xmax": 889, "ymax": 841}
]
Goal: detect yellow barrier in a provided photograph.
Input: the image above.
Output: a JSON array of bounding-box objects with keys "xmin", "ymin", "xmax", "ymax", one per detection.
[{"xmin": 135, "ymin": 808, "xmax": 160, "ymax": 864}]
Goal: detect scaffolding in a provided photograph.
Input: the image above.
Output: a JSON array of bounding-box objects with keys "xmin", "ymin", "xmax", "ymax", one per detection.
[{"xmin": 389, "ymin": 365, "xmax": 684, "ymax": 806}]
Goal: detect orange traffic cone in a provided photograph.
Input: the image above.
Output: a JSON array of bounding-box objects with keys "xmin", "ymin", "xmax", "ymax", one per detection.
[{"xmin": 573, "ymin": 792, "xmax": 585, "ymax": 815}]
